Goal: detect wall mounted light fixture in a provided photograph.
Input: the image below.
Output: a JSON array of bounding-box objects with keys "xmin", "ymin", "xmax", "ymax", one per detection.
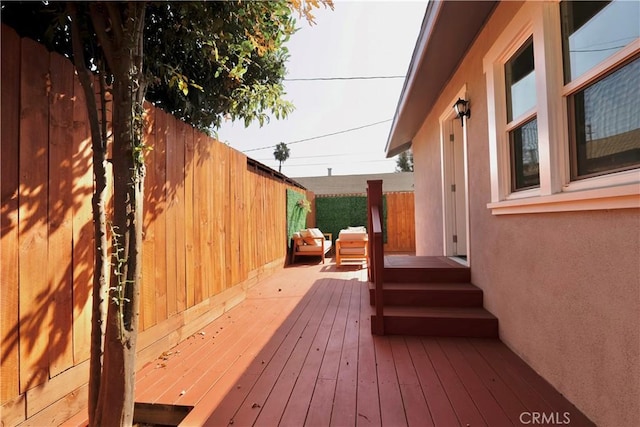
[{"xmin": 453, "ymin": 98, "xmax": 470, "ymax": 127}]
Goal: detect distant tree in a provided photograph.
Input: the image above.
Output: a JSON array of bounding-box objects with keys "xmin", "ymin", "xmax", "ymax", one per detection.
[
  {"xmin": 274, "ymin": 142, "xmax": 291, "ymax": 172},
  {"xmin": 1, "ymin": 1, "xmax": 331, "ymax": 425},
  {"xmin": 396, "ymin": 150, "xmax": 414, "ymax": 172}
]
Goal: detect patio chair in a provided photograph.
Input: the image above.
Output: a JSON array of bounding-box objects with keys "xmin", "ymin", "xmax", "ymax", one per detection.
[
  {"xmin": 291, "ymin": 228, "xmax": 333, "ymax": 264},
  {"xmin": 335, "ymin": 226, "xmax": 368, "ymax": 266}
]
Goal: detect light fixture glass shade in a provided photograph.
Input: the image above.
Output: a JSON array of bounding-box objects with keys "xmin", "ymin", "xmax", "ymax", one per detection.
[
  {"xmin": 453, "ymin": 98, "xmax": 470, "ymax": 127},
  {"xmin": 454, "ymin": 98, "xmax": 469, "ymax": 117}
]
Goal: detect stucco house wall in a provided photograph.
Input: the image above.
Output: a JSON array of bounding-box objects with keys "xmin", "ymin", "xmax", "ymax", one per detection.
[
  {"xmin": 411, "ymin": 2, "xmax": 639, "ymax": 426},
  {"xmin": 412, "ymin": 129, "xmax": 443, "ymax": 255}
]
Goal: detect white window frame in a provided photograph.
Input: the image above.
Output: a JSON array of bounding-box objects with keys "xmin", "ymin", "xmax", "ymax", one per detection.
[{"xmin": 484, "ymin": 1, "xmax": 640, "ymax": 215}]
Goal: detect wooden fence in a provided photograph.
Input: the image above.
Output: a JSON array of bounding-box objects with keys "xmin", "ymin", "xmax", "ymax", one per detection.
[
  {"xmin": 384, "ymin": 192, "xmax": 416, "ymax": 252},
  {"xmin": 0, "ymin": 25, "xmax": 306, "ymax": 426}
]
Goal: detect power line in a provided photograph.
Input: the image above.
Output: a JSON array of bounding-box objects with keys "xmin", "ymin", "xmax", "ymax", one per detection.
[
  {"xmin": 284, "ymin": 75, "xmax": 405, "ymax": 81},
  {"xmin": 242, "ymin": 119, "xmax": 393, "ymax": 153},
  {"xmin": 254, "ymin": 151, "xmax": 379, "ymax": 161},
  {"xmin": 267, "ymin": 158, "xmax": 396, "ymax": 168}
]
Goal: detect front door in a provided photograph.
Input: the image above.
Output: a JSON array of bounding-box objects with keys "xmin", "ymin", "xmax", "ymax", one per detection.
[{"xmin": 443, "ymin": 117, "xmax": 468, "ymax": 258}]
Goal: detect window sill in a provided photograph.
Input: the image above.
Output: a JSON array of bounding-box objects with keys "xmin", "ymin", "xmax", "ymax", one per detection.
[{"xmin": 487, "ymin": 182, "xmax": 640, "ymax": 215}]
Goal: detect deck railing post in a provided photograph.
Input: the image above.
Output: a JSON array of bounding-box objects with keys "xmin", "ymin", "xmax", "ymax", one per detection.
[
  {"xmin": 367, "ymin": 180, "xmax": 384, "ymax": 335},
  {"xmin": 366, "ymin": 187, "xmax": 373, "ymax": 282},
  {"xmin": 367, "ymin": 180, "xmax": 383, "ymax": 282}
]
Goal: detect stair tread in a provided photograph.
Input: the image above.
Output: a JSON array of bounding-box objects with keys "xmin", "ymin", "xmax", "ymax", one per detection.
[
  {"xmin": 379, "ymin": 305, "xmax": 497, "ymax": 319},
  {"xmin": 383, "ymin": 256, "xmax": 467, "ymax": 269},
  {"xmin": 369, "ymin": 282, "xmax": 480, "ymax": 291}
]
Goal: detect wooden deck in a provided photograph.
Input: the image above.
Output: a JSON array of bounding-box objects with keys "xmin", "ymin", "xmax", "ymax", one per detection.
[{"xmin": 78, "ymin": 257, "xmax": 593, "ymax": 426}]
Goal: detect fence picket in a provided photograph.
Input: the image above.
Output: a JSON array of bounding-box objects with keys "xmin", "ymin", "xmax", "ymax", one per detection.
[{"xmin": 1, "ymin": 24, "xmax": 22, "ymax": 404}]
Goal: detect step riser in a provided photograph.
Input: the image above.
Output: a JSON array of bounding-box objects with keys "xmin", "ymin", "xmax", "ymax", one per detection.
[
  {"xmin": 372, "ymin": 315, "xmax": 498, "ymax": 338},
  {"xmin": 383, "ymin": 268, "xmax": 471, "ymax": 283},
  {"xmin": 369, "ymin": 289, "xmax": 483, "ymax": 307}
]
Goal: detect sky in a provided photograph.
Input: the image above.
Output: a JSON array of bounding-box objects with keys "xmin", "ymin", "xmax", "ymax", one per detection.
[{"xmin": 216, "ymin": 0, "xmax": 428, "ymax": 178}]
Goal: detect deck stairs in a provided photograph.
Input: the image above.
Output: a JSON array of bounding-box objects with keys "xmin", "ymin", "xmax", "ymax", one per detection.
[{"xmin": 369, "ymin": 256, "xmax": 498, "ymax": 338}]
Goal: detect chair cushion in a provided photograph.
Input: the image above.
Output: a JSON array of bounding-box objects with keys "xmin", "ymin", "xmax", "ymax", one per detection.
[
  {"xmin": 338, "ymin": 229, "xmax": 367, "ymax": 241},
  {"xmin": 297, "ymin": 240, "xmax": 332, "ymax": 252},
  {"xmin": 301, "ymin": 229, "xmax": 320, "ymax": 246},
  {"xmin": 309, "ymin": 228, "xmax": 324, "ymax": 238}
]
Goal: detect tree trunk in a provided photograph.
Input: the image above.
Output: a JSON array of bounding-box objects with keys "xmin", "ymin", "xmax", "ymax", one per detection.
[
  {"xmin": 89, "ymin": 3, "xmax": 147, "ymax": 425},
  {"xmin": 67, "ymin": 6, "xmax": 109, "ymax": 425},
  {"xmin": 95, "ymin": 76, "xmax": 144, "ymax": 425}
]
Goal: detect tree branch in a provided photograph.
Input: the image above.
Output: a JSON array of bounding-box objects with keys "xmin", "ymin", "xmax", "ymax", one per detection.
[
  {"xmin": 89, "ymin": 3, "xmax": 116, "ymax": 69},
  {"xmin": 105, "ymin": 2, "xmax": 124, "ymax": 46}
]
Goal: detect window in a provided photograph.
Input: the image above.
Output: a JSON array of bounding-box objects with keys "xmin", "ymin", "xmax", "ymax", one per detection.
[
  {"xmin": 510, "ymin": 118, "xmax": 539, "ymax": 190},
  {"xmin": 505, "ymin": 38, "xmax": 540, "ymax": 191},
  {"xmin": 484, "ymin": 1, "xmax": 639, "ymax": 214},
  {"xmin": 569, "ymin": 58, "xmax": 640, "ymax": 178},
  {"xmin": 561, "ymin": 0, "xmax": 640, "ymax": 180},
  {"xmin": 561, "ymin": 0, "xmax": 638, "ymax": 82}
]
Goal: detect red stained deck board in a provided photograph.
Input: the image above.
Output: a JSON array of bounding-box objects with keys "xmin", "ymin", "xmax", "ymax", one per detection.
[
  {"xmin": 153, "ymin": 301, "xmax": 283, "ymax": 405},
  {"xmin": 317, "ymin": 280, "xmax": 354, "ymax": 381},
  {"xmin": 304, "ymin": 281, "xmax": 354, "ymax": 425},
  {"xmin": 471, "ymin": 339, "xmax": 561, "ymax": 415},
  {"xmin": 278, "ymin": 279, "xmax": 347, "ymax": 426},
  {"xmin": 192, "ymin": 284, "xmax": 323, "ymax": 424},
  {"xmin": 241, "ymin": 276, "xmax": 325, "ymax": 378},
  {"xmin": 400, "ymin": 383, "xmax": 435, "ymax": 427},
  {"xmin": 253, "ymin": 279, "xmax": 342, "ymax": 426},
  {"xmin": 255, "ymin": 278, "xmax": 356, "ymax": 426},
  {"xmin": 374, "ymin": 336, "xmax": 408, "ymax": 426},
  {"xmin": 136, "ymin": 309, "xmax": 239, "ymax": 386},
  {"xmin": 356, "ymin": 280, "xmax": 381, "ymax": 427},
  {"xmin": 405, "ymin": 337, "xmax": 458, "ymax": 427},
  {"xmin": 389, "ymin": 337, "xmax": 420, "ymax": 387},
  {"xmin": 389, "ymin": 337, "xmax": 434, "ymax": 427},
  {"xmin": 470, "ymin": 339, "xmax": 596, "ymax": 426},
  {"xmin": 438, "ymin": 338, "xmax": 512, "ymax": 426},
  {"xmin": 168, "ymin": 301, "xmax": 289, "ymax": 404},
  {"xmin": 225, "ymin": 285, "xmax": 334, "ymax": 426},
  {"xmin": 456, "ymin": 339, "xmax": 529, "ymax": 424},
  {"xmin": 422, "ymin": 338, "xmax": 487, "ymax": 426},
  {"xmin": 304, "ymin": 378, "xmax": 336, "ymax": 426},
  {"xmin": 330, "ymin": 280, "xmax": 362, "ymax": 427},
  {"xmin": 205, "ymin": 276, "xmax": 328, "ymax": 426},
  {"xmin": 135, "ymin": 300, "xmax": 259, "ymax": 395},
  {"xmin": 200, "ymin": 372, "xmax": 261, "ymax": 427}
]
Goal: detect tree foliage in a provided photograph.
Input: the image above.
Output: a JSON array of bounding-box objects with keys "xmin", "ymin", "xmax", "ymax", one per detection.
[
  {"xmin": 1, "ymin": 1, "xmax": 313, "ymax": 132},
  {"xmin": 274, "ymin": 142, "xmax": 291, "ymax": 172},
  {"xmin": 143, "ymin": 1, "xmax": 298, "ymax": 131},
  {"xmin": 396, "ymin": 150, "xmax": 414, "ymax": 172}
]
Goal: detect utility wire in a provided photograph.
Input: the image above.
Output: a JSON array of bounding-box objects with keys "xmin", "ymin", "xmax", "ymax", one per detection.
[
  {"xmin": 275, "ymin": 158, "xmax": 395, "ymax": 168},
  {"xmin": 254, "ymin": 151, "xmax": 376, "ymax": 161},
  {"xmin": 284, "ymin": 75, "xmax": 405, "ymax": 81},
  {"xmin": 242, "ymin": 119, "xmax": 392, "ymax": 153}
]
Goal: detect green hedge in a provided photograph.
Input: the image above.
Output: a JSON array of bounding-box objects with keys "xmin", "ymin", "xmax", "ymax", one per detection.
[
  {"xmin": 315, "ymin": 195, "xmax": 386, "ymax": 243},
  {"xmin": 286, "ymin": 189, "xmax": 308, "ymax": 247}
]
